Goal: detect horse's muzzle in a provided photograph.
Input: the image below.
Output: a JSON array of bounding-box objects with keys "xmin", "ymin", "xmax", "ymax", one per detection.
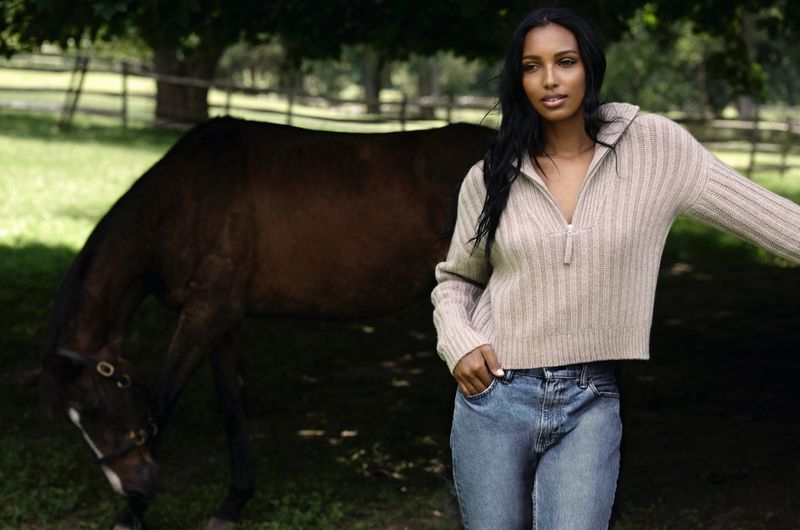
[{"xmin": 124, "ymin": 459, "xmax": 161, "ymax": 500}]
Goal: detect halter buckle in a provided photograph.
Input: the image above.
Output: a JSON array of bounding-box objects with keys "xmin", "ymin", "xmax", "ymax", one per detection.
[
  {"xmin": 129, "ymin": 429, "xmax": 147, "ymax": 446},
  {"xmin": 115, "ymin": 374, "xmax": 131, "ymax": 389},
  {"xmin": 96, "ymin": 361, "xmax": 115, "ymax": 378}
]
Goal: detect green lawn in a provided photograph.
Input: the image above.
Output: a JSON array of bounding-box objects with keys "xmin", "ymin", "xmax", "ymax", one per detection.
[{"xmin": 1, "ymin": 108, "xmax": 799, "ymax": 529}]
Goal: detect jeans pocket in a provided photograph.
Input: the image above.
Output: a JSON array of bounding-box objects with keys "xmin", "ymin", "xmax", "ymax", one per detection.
[
  {"xmin": 588, "ymin": 373, "xmax": 620, "ymax": 398},
  {"xmin": 463, "ymin": 377, "xmax": 499, "ymax": 401}
]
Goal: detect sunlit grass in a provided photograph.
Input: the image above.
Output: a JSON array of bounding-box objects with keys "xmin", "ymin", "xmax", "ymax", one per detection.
[{"xmin": 0, "ymin": 111, "xmax": 177, "ymax": 250}]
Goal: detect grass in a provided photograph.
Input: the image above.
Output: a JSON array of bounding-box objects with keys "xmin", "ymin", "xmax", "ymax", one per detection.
[{"xmin": 1, "ymin": 107, "xmax": 799, "ymax": 529}]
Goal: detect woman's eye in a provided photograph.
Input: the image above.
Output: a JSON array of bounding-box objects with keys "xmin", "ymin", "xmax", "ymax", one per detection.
[
  {"xmin": 523, "ymin": 63, "xmax": 539, "ymax": 72},
  {"xmin": 559, "ymin": 59, "xmax": 577, "ymax": 67}
]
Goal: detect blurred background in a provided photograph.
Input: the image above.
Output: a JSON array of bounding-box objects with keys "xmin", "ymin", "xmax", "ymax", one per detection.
[
  {"xmin": 1, "ymin": 0, "xmax": 799, "ymax": 132},
  {"xmin": 1, "ymin": 1, "xmax": 798, "ymax": 529}
]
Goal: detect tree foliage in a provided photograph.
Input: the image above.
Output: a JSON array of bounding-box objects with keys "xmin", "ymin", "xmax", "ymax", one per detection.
[
  {"xmin": 1, "ymin": 0, "xmax": 797, "ymax": 121},
  {"xmin": 1, "ymin": 1, "xmax": 645, "ymax": 63},
  {"xmin": 604, "ymin": 12, "xmax": 716, "ymax": 115},
  {"xmin": 643, "ymin": 0, "xmax": 800, "ymax": 98}
]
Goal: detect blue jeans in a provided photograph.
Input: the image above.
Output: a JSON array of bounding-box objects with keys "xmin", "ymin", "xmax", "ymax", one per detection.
[{"xmin": 450, "ymin": 361, "xmax": 622, "ymax": 530}]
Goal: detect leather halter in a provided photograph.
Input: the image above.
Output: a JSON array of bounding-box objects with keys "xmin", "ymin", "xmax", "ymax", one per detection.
[{"xmin": 54, "ymin": 348, "xmax": 158, "ymax": 465}]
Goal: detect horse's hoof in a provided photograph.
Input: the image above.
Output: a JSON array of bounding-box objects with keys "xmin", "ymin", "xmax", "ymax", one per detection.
[{"xmin": 206, "ymin": 516, "xmax": 233, "ymax": 530}]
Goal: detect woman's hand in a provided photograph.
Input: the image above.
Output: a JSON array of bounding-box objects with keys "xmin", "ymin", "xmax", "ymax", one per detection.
[{"xmin": 453, "ymin": 344, "xmax": 504, "ymax": 397}]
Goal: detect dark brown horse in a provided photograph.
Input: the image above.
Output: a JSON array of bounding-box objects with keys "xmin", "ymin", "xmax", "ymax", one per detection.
[{"xmin": 40, "ymin": 117, "xmax": 493, "ymax": 529}]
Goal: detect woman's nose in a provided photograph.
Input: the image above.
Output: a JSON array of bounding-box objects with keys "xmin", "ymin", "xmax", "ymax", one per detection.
[{"xmin": 543, "ymin": 66, "xmax": 558, "ymax": 89}]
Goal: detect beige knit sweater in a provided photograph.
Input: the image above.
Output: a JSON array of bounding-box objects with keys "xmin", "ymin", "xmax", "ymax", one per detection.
[{"xmin": 432, "ymin": 102, "xmax": 800, "ymax": 373}]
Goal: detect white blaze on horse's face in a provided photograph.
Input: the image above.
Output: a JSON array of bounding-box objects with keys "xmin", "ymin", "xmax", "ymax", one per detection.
[{"xmin": 67, "ymin": 407, "xmax": 125, "ymax": 496}]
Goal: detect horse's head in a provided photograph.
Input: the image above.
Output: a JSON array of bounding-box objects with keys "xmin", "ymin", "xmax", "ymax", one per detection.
[{"xmin": 41, "ymin": 348, "xmax": 160, "ymax": 499}]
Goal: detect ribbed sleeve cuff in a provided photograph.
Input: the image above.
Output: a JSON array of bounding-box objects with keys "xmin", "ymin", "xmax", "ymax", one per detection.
[{"xmin": 437, "ymin": 329, "xmax": 490, "ymax": 374}]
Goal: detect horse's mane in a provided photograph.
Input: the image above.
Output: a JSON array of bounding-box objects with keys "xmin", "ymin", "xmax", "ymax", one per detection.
[
  {"xmin": 39, "ymin": 232, "xmax": 101, "ymax": 415},
  {"xmin": 42, "ymin": 241, "xmax": 96, "ymax": 362}
]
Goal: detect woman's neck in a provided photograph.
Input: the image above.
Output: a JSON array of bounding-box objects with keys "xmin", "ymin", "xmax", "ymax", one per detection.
[{"xmin": 542, "ymin": 114, "xmax": 594, "ymax": 157}]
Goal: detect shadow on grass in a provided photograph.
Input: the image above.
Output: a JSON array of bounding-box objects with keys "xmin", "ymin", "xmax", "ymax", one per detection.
[
  {"xmin": 0, "ymin": 243, "xmax": 76, "ymax": 371},
  {"xmin": 1, "ymin": 227, "xmax": 798, "ymax": 528}
]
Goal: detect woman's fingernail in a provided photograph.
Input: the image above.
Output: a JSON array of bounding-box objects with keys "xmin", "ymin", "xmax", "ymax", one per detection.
[{"xmin": 495, "ymin": 368, "xmax": 505, "ymax": 376}]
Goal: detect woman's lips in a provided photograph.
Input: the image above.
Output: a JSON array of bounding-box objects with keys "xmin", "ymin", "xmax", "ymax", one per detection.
[{"xmin": 541, "ymin": 95, "xmax": 567, "ymax": 108}]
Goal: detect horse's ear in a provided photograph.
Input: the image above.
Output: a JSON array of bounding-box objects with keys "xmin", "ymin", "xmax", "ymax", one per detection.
[
  {"xmin": 39, "ymin": 350, "xmax": 84, "ymax": 419},
  {"xmin": 42, "ymin": 349, "xmax": 84, "ymax": 376}
]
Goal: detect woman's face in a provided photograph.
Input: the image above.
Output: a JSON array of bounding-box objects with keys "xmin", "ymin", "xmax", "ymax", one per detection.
[{"xmin": 521, "ymin": 23, "xmax": 586, "ymax": 125}]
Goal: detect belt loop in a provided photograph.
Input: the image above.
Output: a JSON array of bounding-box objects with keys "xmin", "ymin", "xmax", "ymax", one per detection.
[
  {"xmin": 501, "ymin": 369, "xmax": 514, "ymax": 384},
  {"xmin": 578, "ymin": 364, "xmax": 589, "ymax": 389}
]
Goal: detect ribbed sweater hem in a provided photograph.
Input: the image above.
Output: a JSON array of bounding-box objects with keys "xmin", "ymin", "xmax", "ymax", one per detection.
[{"xmin": 494, "ymin": 325, "xmax": 651, "ymax": 369}]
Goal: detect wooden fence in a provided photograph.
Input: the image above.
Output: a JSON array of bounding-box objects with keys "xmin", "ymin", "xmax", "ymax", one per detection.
[
  {"xmin": 681, "ymin": 117, "xmax": 800, "ymax": 177},
  {"xmin": 0, "ymin": 52, "xmax": 496, "ymax": 131},
  {"xmin": 1, "ymin": 52, "xmax": 799, "ymax": 176}
]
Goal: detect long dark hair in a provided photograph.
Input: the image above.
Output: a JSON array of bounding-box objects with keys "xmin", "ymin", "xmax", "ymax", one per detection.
[{"xmin": 474, "ymin": 5, "xmax": 609, "ymax": 259}]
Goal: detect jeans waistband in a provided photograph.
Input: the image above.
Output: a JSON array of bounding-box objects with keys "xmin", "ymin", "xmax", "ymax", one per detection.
[{"xmin": 508, "ymin": 361, "xmax": 616, "ymax": 381}]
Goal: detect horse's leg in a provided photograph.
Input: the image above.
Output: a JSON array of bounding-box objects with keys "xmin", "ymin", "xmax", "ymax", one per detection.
[
  {"xmin": 113, "ymin": 493, "xmax": 151, "ymax": 530},
  {"xmin": 135, "ymin": 303, "xmax": 242, "ymax": 530},
  {"xmin": 206, "ymin": 336, "xmax": 254, "ymax": 530},
  {"xmin": 147, "ymin": 251, "xmax": 250, "ymax": 528},
  {"xmin": 111, "ymin": 300, "xmax": 240, "ymax": 530},
  {"xmin": 150, "ymin": 299, "xmax": 244, "ymax": 451},
  {"xmin": 150, "ymin": 247, "xmax": 249, "ymax": 435}
]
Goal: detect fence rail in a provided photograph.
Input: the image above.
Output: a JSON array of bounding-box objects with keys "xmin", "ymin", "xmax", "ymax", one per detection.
[
  {"xmin": 1, "ymin": 53, "xmax": 799, "ymax": 176},
  {"xmin": 0, "ymin": 52, "xmax": 497, "ymax": 130}
]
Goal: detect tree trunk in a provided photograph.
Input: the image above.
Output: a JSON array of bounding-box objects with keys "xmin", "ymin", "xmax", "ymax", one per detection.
[
  {"xmin": 695, "ymin": 57, "xmax": 711, "ymax": 120},
  {"xmin": 153, "ymin": 48, "xmax": 223, "ymax": 126},
  {"xmin": 417, "ymin": 56, "xmax": 439, "ymax": 120},
  {"xmin": 363, "ymin": 49, "xmax": 386, "ymax": 114},
  {"xmin": 737, "ymin": 95, "xmax": 756, "ymax": 120},
  {"xmin": 279, "ymin": 67, "xmax": 304, "ymax": 95},
  {"xmin": 249, "ymin": 66, "xmax": 257, "ymax": 87},
  {"xmin": 783, "ymin": 56, "xmax": 797, "ymax": 107},
  {"xmin": 736, "ymin": 10, "xmax": 759, "ymax": 121}
]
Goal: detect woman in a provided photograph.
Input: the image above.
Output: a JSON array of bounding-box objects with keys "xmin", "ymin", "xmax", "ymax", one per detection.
[{"xmin": 431, "ymin": 5, "xmax": 800, "ymax": 530}]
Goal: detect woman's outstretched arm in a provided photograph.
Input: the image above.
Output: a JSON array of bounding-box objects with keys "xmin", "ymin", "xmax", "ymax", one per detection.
[{"xmin": 682, "ymin": 154, "xmax": 800, "ymax": 264}]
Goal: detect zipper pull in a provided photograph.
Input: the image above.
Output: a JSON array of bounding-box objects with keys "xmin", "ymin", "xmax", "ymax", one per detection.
[{"xmin": 564, "ymin": 224, "xmax": 574, "ymax": 265}]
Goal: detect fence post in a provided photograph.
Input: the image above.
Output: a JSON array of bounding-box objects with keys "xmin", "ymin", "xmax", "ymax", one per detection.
[
  {"xmin": 746, "ymin": 104, "xmax": 759, "ymax": 179},
  {"xmin": 224, "ymin": 85, "xmax": 232, "ymax": 115},
  {"xmin": 446, "ymin": 94, "xmax": 454, "ymax": 124},
  {"xmin": 780, "ymin": 115, "xmax": 792, "ymax": 177},
  {"xmin": 59, "ymin": 54, "xmax": 90, "ymax": 131},
  {"xmin": 287, "ymin": 83, "xmax": 295, "ymax": 126},
  {"xmin": 400, "ymin": 94, "xmax": 407, "ymax": 131},
  {"xmin": 121, "ymin": 60, "xmax": 129, "ymax": 128}
]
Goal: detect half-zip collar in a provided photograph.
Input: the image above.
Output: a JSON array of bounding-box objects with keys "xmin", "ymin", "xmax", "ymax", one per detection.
[
  {"xmin": 518, "ymin": 103, "xmax": 640, "ymax": 265},
  {"xmin": 564, "ymin": 224, "xmax": 575, "ymax": 264}
]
